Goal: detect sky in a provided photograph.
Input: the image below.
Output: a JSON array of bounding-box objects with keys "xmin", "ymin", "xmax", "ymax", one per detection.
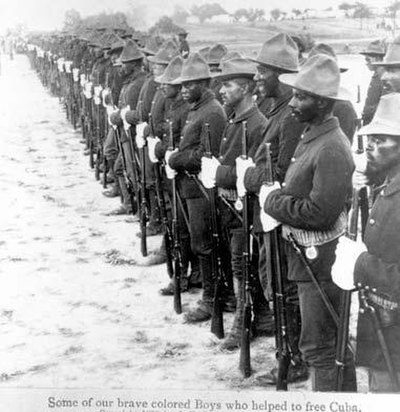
[{"xmin": 0, "ymin": 0, "xmax": 395, "ymax": 32}]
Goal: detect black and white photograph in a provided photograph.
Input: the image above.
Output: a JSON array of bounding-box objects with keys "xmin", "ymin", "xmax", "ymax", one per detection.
[{"xmin": 0, "ymin": 0, "xmax": 400, "ymax": 410}]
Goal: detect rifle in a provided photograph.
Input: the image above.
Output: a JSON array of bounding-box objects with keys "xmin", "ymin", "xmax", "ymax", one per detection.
[
  {"xmin": 264, "ymin": 142, "xmax": 291, "ymax": 389},
  {"xmin": 151, "ymin": 115, "xmax": 174, "ymax": 278},
  {"xmin": 101, "ymin": 72, "xmax": 110, "ymax": 189},
  {"xmin": 113, "ymin": 124, "xmax": 138, "ymax": 217},
  {"xmin": 239, "ymin": 121, "xmax": 251, "ymax": 376},
  {"xmin": 202, "ymin": 123, "xmax": 225, "ymax": 339},
  {"xmin": 347, "ymin": 135, "xmax": 369, "ymax": 241},
  {"xmin": 168, "ymin": 122, "xmax": 183, "ymax": 314},
  {"xmin": 93, "ymin": 72, "xmax": 102, "ymax": 181}
]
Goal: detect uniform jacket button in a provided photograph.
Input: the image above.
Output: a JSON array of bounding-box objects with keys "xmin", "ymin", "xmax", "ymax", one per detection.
[
  {"xmin": 282, "ymin": 182, "xmax": 286, "ymax": 187},
  {"xmin": 369, "ymin": 218, "xmax": 375, "ymax": 225},
  {"xmin": 291, "ymin": 157, "xmax": 296, "ymax": 163}
]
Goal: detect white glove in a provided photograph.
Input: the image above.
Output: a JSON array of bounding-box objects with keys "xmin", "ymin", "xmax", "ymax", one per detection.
[
  {"xmin": 72, "ymin": 68, "xmax": 79, "ymax": 82},
  {"xmin": 352, "ymin": 170, "xmax": 369, "ymax": 190},
  {"xmin": 165, "ymin": 148, "xmax": 178, "ymax": 166},
  {"xmin": 200, "ymin": 156, "xmax": 220, "ymax": 189},
  {"xmin": 165, "ymin": 164, "xmax": 177, "ymax": 179},
  {"xmin": 235, "ymin": 157, "xmax": 255, "ymax": 197},
  {"xmin": 136, "ymin": 122, "xmax": 147, "ymax": 149},
  {"xmin": 94, "ymin": 86, "xmax": 102, "ymax": 105},
  {"xmin": 353, "ymin": 151, "xmax": 367, "ymax": 173},
  {"xmin": 148, "ymin": 136, "xmax": 161, "ymax": 163},
  {"xmin": 106, "ymin": 106, "xmax": 118, "ymax": 126},
  {"xmin": 260, "ymin": 210, "xmax": 281, "ymax": 232},
  {"xmin": 259, "ymin": 182, "xmax": 281, "ymax": 209},
  {"xmin": 121, "ymin": 105, "xmax": 131, "ymax": 130}
]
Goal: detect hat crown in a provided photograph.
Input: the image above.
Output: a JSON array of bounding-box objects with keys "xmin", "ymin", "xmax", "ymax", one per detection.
[
  {"xmin": 207, "ymin": 44, "xmax": 228, "ymax": 64},
  {"xmin": 141, "ymin": 36, "xmax": 160, "ymax": 55},
  {"xmin": 283, "ymin": 54, "xmax": 342, "ymax": 99},
  {"xmin": 308, "ymin": 43, "xmax": 337, "ymax": 61},
  {"xmin": 120, "ymin": 39, "xmax": 144, "ymax": 62},
  {"xmin": 363, "ymin": 39, "xmax": 385, "ymax": 55},
  {"xmin": 179, "ymin": 52, "xmax": 211, "ymax": 83},
  {"xmin": 218, "ymin": 57, "xmax": 256, "ymax": 78},
  {"xmin": 359, "ymin": 93, "xmax": 400, "ymax": 136},
  {"xmin": 382, "ymin": 41, "xmax": 400, "ymax": 65},
  {"xmin": 253, "ymin": 33, "xmax": 299, "ymax": 72},
  {"xmin": 149, "ymin": 39, "xmax": 179, "ymax": 64},
  {"xmin": 156, "ymin": 55, "xmax": 184, "ymax": 84}
]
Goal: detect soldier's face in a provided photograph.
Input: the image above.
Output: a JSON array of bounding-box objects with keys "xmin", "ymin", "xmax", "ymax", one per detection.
[
  {"xmin": 181, "ymin": 81, "xmax": 203, "ymax": 103},
  {"xmin": 289, "ymin": 89, "xmax": 319, "ymax": 123},
  {"xmin": 220, "ymin": 80, "xmax": 245, "ymax": 107},
  {"xmin": 381, "ymin": 68, "xmax": 400, "ymax": 94},
  {"xmin": 366, "ymin": 134, "xmax": 400, "ymax": 176},
  {"xmin": 162, "ymin": 83, "xmax": 180, "ymax": 99},
  {"xmin": 254, "ymin": 65, "xmax": 279, "ymax": 97},
  {"xmin": 152, "ymin": 63, "xmax": 166, "ymax": 77},
  {"xmin": 365, "ymin": 55, "xmax": 381, "ymax": 71}
]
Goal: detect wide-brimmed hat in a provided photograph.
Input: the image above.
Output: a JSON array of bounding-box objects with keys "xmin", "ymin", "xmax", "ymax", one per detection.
[
  {"xmin": 360, "ymin": 40, "xmax": 385, "ymax": 56},
  {"xmin": 198, "ymin": 46, "xmax": 211, "ymax": 59},
  {"xmin": 220, "ymin": 51, "xmax": 243, "ymax": 63},
  {"xmin": 307, "ymin": 43, "xmax": 348, "ymax": 72},
  {"xmin": 358, "ymin": 93, "xmax": 400, "ymax": 136},
  {"xmin": 249, "ymin": 33, "xmax": 299, "ymax": 73},
  {"xmin": 147, "ymin": 39, "xmax": 179, "ymax": 64},
  {"xmin": 213, "ymin": 57, "xmax": 256, "ymax": 81},
  {"xmin": 173, "ymin": 52, "xmax": 211, "ymax": 84},
  {"xmin": 120, "ymin": 39, "xmax": 144, "ymax": 62},
  {"xmin": 155, "ymin": 55, "xmax": 184, "ymax": 84},
  {"xmin": 207, "ymin": 44, "xmax": 228, "ymax": 65},
  {"xmin": 373, "ymin": 36, "xmax": 400, "ymax": 67},
  {"xmin": 279, "ymin": 54, "xmax": 351, "ymax": 101},
  {"xmin": 178, "ymin": 29, "xmax": 188, "ymax": 37},
  {"xmin": 140, "ymin": 36, "xmax": 160, "ymax": 56},
  {"xmin": 110, "ymin": 37, "xmax": 125, "ymax": 54}
]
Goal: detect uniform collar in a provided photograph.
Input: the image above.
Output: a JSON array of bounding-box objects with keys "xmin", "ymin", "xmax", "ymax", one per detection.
[
  {"xmin": 301, "ymin": 116, "xmax": 339, "ymax": 144},
  {"xmin": 381, "ymin": 171, "xmax": 400, "ymax": 197},
  {"xmin": 191, "ymin": 89, "xmax": 215, "ymax": 111},
  {"xmin": 268, "ymin": 89, "xmax": 292, "ymax": 116},
  {"xmin": 228, "ymin": 105, "xmax": 258, "ymax": 124}
]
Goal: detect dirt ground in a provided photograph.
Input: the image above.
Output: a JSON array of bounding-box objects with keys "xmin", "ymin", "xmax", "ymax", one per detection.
[{"xmin": 0, "ymin": 52, "xmax": 369, "ymax": 394}]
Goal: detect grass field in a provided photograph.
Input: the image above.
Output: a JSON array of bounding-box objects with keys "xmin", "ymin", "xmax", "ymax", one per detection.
[{"xmin": 185, "ymin": 17, "xmax": 393, "ymax": 55}]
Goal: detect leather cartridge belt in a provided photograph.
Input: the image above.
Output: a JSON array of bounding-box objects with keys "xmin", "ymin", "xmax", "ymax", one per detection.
[
  {"xmin": 367, "ymin": 291, "xmax": 399, "ymax": 312},
  {"xmin": 282, "ymin": 210, "xmax": 348, "ymax": 247},
  {"xmin": 217, "ymin": 187, "xmax": 237, "ymax": 202}
]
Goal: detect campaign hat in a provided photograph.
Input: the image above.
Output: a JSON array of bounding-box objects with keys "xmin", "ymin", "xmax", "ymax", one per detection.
[
  {"xmin": 173, "ymin": 52, "xmax": 211, "ymax": 84},
  {"xmin": 147, "ymin": 39, "xmax": 179, "ymax": 64},
  {"xmin": 120, "ymin": 39, "xmax": 144, "ymax": 62},
  {"xmin": 360, "ymin": 40, "xmax": 385, "ymax": 56},
  {"xmin": 307, "ymin": 43, "xmax": 348, "ymax": 72},
  {"xmin": 155, "ymin": 55, "xmax": 184, "ymax": 84},
  {"xmin": 213, "ymin": 57, "xmax": 256, "ymax": 81},
  {"xmin": 207, "ymin": 44, "xmax": 228, "ymax": 65}
]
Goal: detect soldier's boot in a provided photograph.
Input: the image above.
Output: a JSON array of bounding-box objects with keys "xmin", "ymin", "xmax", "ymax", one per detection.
[
  {"xmin": 146, "ymin": 188, "xmax": 163, "ymax": 236},
  {"xmin": 311, "ymin": 363, "xmax": 357, "ymax": 392},
  {"xmin": 159, "ymin": 237, "xmax": 190, "ymax": 296},
  {"xmin": 219, "ymin": 277, "xmax": 244, "ymax": 351},
  {"xmin": 105, "ymin": 177, "xmax": 133, "ymax": 215},
  {"xmin": 184, "ymin": 256, "xmax": 214, "ymax": 323},
  {"xmin": 251, "ymin": 279, "xmax": 274, "ymax": 337},
  {"xmin": 103, "ymin": 179, "xmax": 120, "ymax": 198}
]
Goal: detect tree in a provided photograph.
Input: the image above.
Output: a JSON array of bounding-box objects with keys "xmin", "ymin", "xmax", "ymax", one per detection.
[
  {"xmin": 247, "ymin": 8, "xmax": 265, "ymax": 22},
  {"xmin": 292, "ymin": 9, "xmax": 302, "ymax": 18},
  {"xmin": 233, "ymin": 8, "xmax": 249, "ymax": 22},
  {"xmin": 270, "ymin": 8, "xmax": 282, "ymax": 21},
  {"xmin": 388, "ymin": 1, "xmax": 400, "ymax": 36},
  {"xmin": 353, "ymin": 2, "xmax": 372, "ymax": 30},
  {"xmin": 63, "ymin": 9, "xmax": 82, "ymax": 32},
  {"xmin": 339, "ymin": 2, "xmax": 355, "ymax": 17},
  {"xmin": 191, "ymin": 3, "xmax": 227, "ymax": 23},
  {"xmin": 149, "ymin": 16, "xmax": 182, "ymax": 35}
]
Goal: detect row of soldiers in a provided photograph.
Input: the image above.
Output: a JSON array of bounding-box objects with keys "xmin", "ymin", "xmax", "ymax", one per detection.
[{"xmin": 26, "ymin": 27, "xmax": 400, "ymax": 393}]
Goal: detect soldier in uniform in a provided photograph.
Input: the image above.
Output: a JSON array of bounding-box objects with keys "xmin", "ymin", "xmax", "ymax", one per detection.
[
  {"xmin": 165, "ymin": 53, "xmax": 227, "ymax": 322},
  {"xmin": 353, "ymin": 93, "xmax": 400, "ymax": 392},
  {"xmin": 260, "ymin": 55, "xmax": 357, "ymax": 391},
  {"xmin": 177, "ymin": 29, "xmax": 190, "ymax": 59},
  {"xmin": 236, "ymin": 33, "xmax": 308, "ymax": 383},
  {"xmin": 200, "ymin": 57, "xmax": 270, "ymax": 349},
  {"xmin": 360, "ymin": 40, "xmax": 385, "ymax": 125}
]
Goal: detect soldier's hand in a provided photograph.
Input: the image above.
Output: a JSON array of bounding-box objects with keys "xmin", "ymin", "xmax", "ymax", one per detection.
[
  {"xmin": 236, "ymin": 157, "xmax": 255, "ymax": 197},
  {"xmin": 353, "ymin": 151, "xmax": 367, "ymax": 173},
  {"xmin": 200, "ymin": 156, "xmax": 220, "ymax": 189},
  {"xmin": 148, "ymin": 136, "xmax": 161, "ymax": 163},
  {"xmin": 260, "ymin": 209, "xmax": 281, "ymax": 233},
  {"xmin": 165, "ymin": 149, "xmax": 178, "ymax": 179},
  {"xmin": 259, "ymin": 182, "xmax": 281, "ymax": 209},
  {"xmin": 352, "ymin": 170, "xmax": 369, "ymax": 190}
]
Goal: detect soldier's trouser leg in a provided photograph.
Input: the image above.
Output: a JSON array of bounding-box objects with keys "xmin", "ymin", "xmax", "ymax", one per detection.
[
  {"xmin": 297, "ymin": 280, "xmax": 356, "ymax": 392},
  {"xmin": 368, "ymin": 369, "xmax": 400, "ymax": 393}
]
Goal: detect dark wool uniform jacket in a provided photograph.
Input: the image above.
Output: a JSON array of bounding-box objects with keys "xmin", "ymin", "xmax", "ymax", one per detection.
[
  {"xmin": 264, "ymin": 117, "xmax": 354, "ymax": 232},
  {"xmin": 244, "ymin": 92, "xmax": 305, "ymax": 233},
  {"xmin": 169, "ymin": 90, "xmax": 226, "ymax": 199},
  {"xmin": 355, "ymin": 172, "xmax": 400, "ymax": 371},
  {"xmin": 155, "ymin": 95, "xmax": 190, "ymax": 160}
]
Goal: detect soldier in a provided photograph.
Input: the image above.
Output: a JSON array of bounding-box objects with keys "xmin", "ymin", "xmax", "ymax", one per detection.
[
  {"xmin": 107, "ymin": 40, "xmax": 146, "ymax": 216},
  {"xmin": 165, "ymin": 53, "xmax": 227, "ymax": 322},
  {"xmin": 206, "ymin": 44, "xmax": 228, "ymax": 105},
  {"xmin": 260, "ymin": 54, "xmax": 356, "ymax": 391},
  {"xmin": 177, "ymin": 29, "xmax": 190, "ymax": 58},
  {"xmin": 360, "ymin": 40, "xmax": 385, "ymax": 125},
  {"xmin": 200, "ymin": 57, "xmax": 270, "ymax": 349},
  {"xmin": 147, "ymin": 55, "xmax": 200, "ymax": 292},
  {"xmin": 236, "ymin": 33, "xmax": 307, "ymax": 384},
  {"xmin": 352, "ymin": 93, "xmax": 400, "ymax": 392}
]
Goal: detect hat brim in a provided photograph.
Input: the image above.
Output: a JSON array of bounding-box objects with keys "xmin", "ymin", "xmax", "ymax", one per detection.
[
  {"xmin": 248, "ymin": 58, "xmax": 298, "ymax": 73},
  {"xmin": 372, "ymin": 61, "xmax": 400, "ymax": 67},
  {"xmin": 358, "ymin": 121, "xmax": 400, "ymax": 136},
  {"xmin": 147, "ymin": 56, "xmax": 169, "ymax": 64},
  {"xmin": 171, "ymin": 75, "xmax": 211, "ymax": 85},
  {"xmin": 279, "ymin": 73, "xmax": 352, "ymax": 101},
  {"xmin": 154, "ymin": 74, "xmax": 179, "ymax": 84},
  {"xmin": 140, "ymin": 48, "xmax": 156, "ymax": 56},
  {"xmin": 359, "ymin": 51, "xmax": 385, "ymax": 56},
  {"xmin": 120, "ymin": 56, "xmax": 144, "ymax": 63},
  {"xmin": 212, "ymin": 72, "xmax": 255, "ymax": 81}
]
